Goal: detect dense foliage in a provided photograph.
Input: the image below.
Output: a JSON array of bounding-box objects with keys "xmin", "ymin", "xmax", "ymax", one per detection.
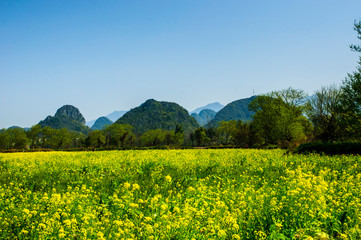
[
  {"xmin": 338, "ymin": 21, "xmax": 361, "ymax": 140},
  {"xmin": 191, "ymin": 109, "xmax": 217, "ymax": 126},
  {"xmin": 116, "ymin": 99, "xmax": 199, "ymax": 135},
  {"xmin": 39, "ymin": 115, "xmax": 91, "ymax": 135},
  {"xmin": 304, "ymin": 20, "xmax": 361, "ymax": 144},
  {"xmin": 39, "ymin": 105, "xmax": 90, "ymax": 134},
  {"xmin": 1, "ymin": 149, "xmax": 361, "ymax": 239},
  {"xmin": 209, "ymin": 96, "xmax": 256, "ymax": 127},
  {"xmin": 90, "ymin": 117, "xmax": 113, "ymax": 130},
  {"xmin": 295, "ymin": 142, "xmax": 361, "ymax": 155},
  {"xmin": 55, "ymin": 105, "xmax": 86, "ymax": 124}
]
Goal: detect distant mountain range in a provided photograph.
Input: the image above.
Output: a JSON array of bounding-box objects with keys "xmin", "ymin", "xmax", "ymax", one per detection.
[
  {"xmin": 106, "ymin": 111, "xmax": 128, "ymax": 122},
  {"xmin": 116, "ymin": 99, "xmax": 199, "ymax": 135},
  {"xmin": 10, "ymin": 97, "xmax": 257, "ymax": 134},
  {"xmin": 7, "ymin": 126, "xmax": 31, "ymax": 132},
  {"xmin": 209, "ymin": 96, "xmax": 256, "ymax": 127},
  {"xmin": 191, "ymin": 102, "xmax": 224, "ymax": 114},
  {"xmin": 86, "ymin": 110, "xmax": 127, "ymax": 127},
  {"xmin": 191, "ymin": 109, "xmax": 217, "ymax": 126},
  {"xmin": 91, "ymin": 117, "xmax": 113, "ymax": 130}
]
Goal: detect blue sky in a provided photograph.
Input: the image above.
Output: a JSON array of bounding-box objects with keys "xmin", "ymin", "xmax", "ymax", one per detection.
[{"xmin": 1, "ymin": 0, "xmax": 361, "ymax": 128}]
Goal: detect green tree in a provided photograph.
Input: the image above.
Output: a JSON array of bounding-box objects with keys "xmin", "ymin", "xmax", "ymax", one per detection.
[
  {"xmin": 306, "ymin": 85, "xmax": 342, "ymax": 142},
  {"xmin": 140, "ymin": 129, "xmax": 184, "ymax": 147},
  {"xmin": 104, "ymin": 124, "xmax": 135, "ymax": 148},
  {"xmin": 250, "ymin": 88, "xmax": 312, "ymax": 148},
  {"xmin": 140, "ymin": 129, "xmax": 167, "ymax": 146},
  {"xmin": 27, "ymin": 124, "xmax": 42, "ymax": 149},
  {"xmin": 216, "ymin": 120, "xmax": 251, "ymax": 146},
  {"xmin": 205, "ymin": 127, "xmax": 218, "ymax": 145},
  {"xmin": 174, "ymin": 124, "xmax": 184, "ymax": 145},
  {"xmin": 217, "ymin": 120, "xmax": 238, "ymax": 145},
  {"xmin": 85, "ymin": 130, "xmax": 106, "ymax": 148},
  {"xmin": 53, "ymin": 128, "xmax": 73, "ymax": 149},
  {"xmin": 232, "ymin": 121, "xmax": 252, "ymax": 147},
  {"xmin": 194, "ymin": 127, "xmax": 209, "ymax": 146},
  {"xmin": 38, "ymin": 126, "xmax": 52, "ymax": 148},
  {"xmin": 7, "ymin": 128, "xmax": 29, "ymax": 149},
  {"xmin": 0, "ymin": 129, "xmax": 11, "ymax": 150},
  {"xmin": 338, "ymin": 20, "xmax": 361, "ymax": 140}
]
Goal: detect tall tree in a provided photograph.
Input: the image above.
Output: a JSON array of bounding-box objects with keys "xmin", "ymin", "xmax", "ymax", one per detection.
[
  {"xmin": 306, "ymin": 85, "xmax": 342, "ymax": 142},
  {"xmin": 174, "ymin": 124, "xmax": 184, "ymax": 145},
  {"xmin": 217, "ymin": 121, "xmax": 236, "ymax": 145},
  {"xmin": 0, "ymin": 129, "xmax": 11, "ymax": 150},
  {"xmin": 85, "ymin": 130, "xmax": 106, "ymax": 148},
  {"xmin": 27, "ymin": 125, "xmax": 42, "ymax": 148},
  {"xmin": 104, "ymin": 124, "xmax": 135, "ymax": 148},
  {"xmin": 7, "ymin": 128, "xmax": 29, "ymax": 149},
  {"xmin": 339, "ymin": 20, "xmax": 361, "ymax": 140},
  {"xmin": 140, "ymin": 129, "xmax": 167, "ymax": 146},
  {"xmin": 250, "ymin": 88, "xmax": 312, "ymax": 148},
  {"xmin": 216, "ymin": 120, "xmax": 251, "ymax": 146},
  {"xmin": 193, "ymin": 127, "xmax": 210, "ymax": 146}
]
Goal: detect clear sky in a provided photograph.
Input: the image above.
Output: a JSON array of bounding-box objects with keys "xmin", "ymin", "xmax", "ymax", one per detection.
[{"xmin": 1, "ymin": 0, "xmax": 361, "ymax": 128}]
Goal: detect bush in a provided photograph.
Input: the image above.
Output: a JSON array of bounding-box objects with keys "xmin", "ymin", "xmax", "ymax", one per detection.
[{"xmin": 295, "ymin": 142, "xmax": 361, "ymax": 155}]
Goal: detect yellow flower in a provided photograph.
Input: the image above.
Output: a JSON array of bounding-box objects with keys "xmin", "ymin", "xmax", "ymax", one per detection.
[
  {"xmin": 275, "ymin": 222, "xmax": 282, "ymax": 229},
  {"xmin": 97, "ymin": 231, "xmax": 106, "ymax": 240},
  {"xmin": 59, "ymin": 233, "xmax": 66, "ymax": 238},
  {"xmin": 39, "ymin": 223, "xmax": 46, "ymax": 229},
  {"xmin": 124, "ymin": 182, "xmax": 131, "ymax": 189},
  {"xmin": 129, "ymin": 203, "xmax": 139, "ymax": 208},
  {"xmin": 218, "ymin": 229, "xmax": 227, "ymax": 238},
  {"xmin": 165, "ymin": 175, "xmax": 172, "ymax": 182},
  {"xmin": 233, "ymin": 234, "xmax": 241, "ymax": 239},
  {"xmin": 161, "ymin": 204, "xmax": 168, "ymax": 211},
  {"xmin": 173, "ymin": 206, "xmax": 180, "ymax": 213},
  {"xmin": 145, "ymin": 224, "xmax": 154, "ymax": 234},
  {"xmin": 132, "ymin": 183, "xmax": 140, "ymax": 191}
]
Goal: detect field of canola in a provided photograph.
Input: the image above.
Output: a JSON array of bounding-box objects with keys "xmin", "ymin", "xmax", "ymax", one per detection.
[{"xmin": 0, "ymin": 149, "xmax": 361, "ymax": 240}]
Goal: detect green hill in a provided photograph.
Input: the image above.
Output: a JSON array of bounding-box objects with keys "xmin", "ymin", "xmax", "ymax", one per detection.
[
  {"xmin": 209, "ymin": 96, "xmax": 256, "ymax": 127},
  {"xmin": 39, "ymin": 105, "xmax": 90, "ymax": 134},
  {"xmin": 191, "ymin": 109, "xmax": 216, "ymax": 126},
  {"xmin": 91, "ymin": 117, "xmax": 113, "ymax": 130},
  {"xmin": 115, "ymin": 99, "xmax": 199, "ymax": 135}
]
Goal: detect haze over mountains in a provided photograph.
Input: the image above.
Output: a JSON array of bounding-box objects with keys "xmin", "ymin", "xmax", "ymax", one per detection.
[
  {"xmin": 191, "ymin": 109, "xmax": 217, "ymax": 127},
  {"xmin": 86, "ymin": 111, "xmax": 127, "ymax": 127},
  {"xmin": 18, "ymin": 96, "xmax": 256, "ymax": 134},
  {"xmin": 191, "ymin": 102, "xmax": 224, "ymax": 114}
]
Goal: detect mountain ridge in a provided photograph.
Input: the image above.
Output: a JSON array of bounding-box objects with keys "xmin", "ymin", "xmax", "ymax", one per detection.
[
  {"xmin": 209, "ymin": 96, "xmax": 256, "ymax": 127},
  {"xmin": 86, "ymin": 110, "xmax": 127, "ymax": 127},
  {"xmin": 39, "ymin": 105, "xmax": 90, "ymax": 134},
  {"xmin": 191, "ymin": 109, "xmax": 217, "ymax": 126},
  {"xmin": 115, "ymin": 99, "xmax": 199, "ymax": 135},
  {"xmin": 91, "ymin": 117, "xmax": 113, "ymax": 130},
  {"xmin": 191, "ymin": 102, "xmax": 224, "ymax": 114}
]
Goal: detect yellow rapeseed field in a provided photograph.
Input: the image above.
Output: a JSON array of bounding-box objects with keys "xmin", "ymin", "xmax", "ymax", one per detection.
[{"xmin": 0, "ymin": 149, "xmax": 360, "ymax": 239}]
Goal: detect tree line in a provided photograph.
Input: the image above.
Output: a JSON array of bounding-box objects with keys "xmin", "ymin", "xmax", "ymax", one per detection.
[
  {"xmin": 1, "ymin": 21, "xmax": 360, "ymax": 152},
  {"xmin": 0, "ymin": 123, "xmax": 185, "ymax": 150}
]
